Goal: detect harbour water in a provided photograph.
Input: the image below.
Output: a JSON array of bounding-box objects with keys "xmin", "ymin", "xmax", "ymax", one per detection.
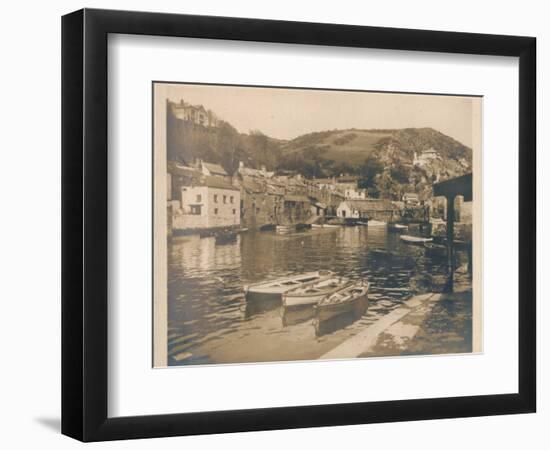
[{"xmin": 167, "ymin": 226, "xmax": 465, "ymax": 366}]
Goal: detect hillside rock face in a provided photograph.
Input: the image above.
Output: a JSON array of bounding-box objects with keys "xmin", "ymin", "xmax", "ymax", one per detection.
[{"xmin": 167, "ymin": 105, "xmax": 472, "ymax": 201}]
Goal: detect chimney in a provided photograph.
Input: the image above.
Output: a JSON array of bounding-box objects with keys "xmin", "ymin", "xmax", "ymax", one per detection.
[{"xmin": 239, "ymin": 161, "xmax": 244, "ymax": 169}]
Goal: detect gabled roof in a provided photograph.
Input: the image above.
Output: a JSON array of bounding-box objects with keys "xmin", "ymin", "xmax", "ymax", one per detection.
[
  {"xmin": 167, "ymin": 161, "xmax": 201, "ymax": 178},
  {"xmin": 238, "ymin": 166, "xmax": 275, "ymax": 178},
  {"xmin": 202, "ymin": 162, "xmax": 228, "ymax": 176},
  {"xmin": 241, "ymin": 177, "xmax": 265, "ymax": 194},
  {"xmin": 200, "ymin": 176, "xmax": 239, "ymax": 191},
  {"xmin": 266, "ymin": 183, "xmax": 285, "ymax": 196}
]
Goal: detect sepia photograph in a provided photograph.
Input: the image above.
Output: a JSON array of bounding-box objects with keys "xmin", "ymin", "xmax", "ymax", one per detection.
[{"xmin": 153, "ymin": 82, "xmax": 482, "ymax": 368}]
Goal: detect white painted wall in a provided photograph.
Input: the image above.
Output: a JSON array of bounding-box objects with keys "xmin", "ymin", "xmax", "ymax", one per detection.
[{"xmin": 0, "ymin": 1, "xmax": 546, "ymax": 449}]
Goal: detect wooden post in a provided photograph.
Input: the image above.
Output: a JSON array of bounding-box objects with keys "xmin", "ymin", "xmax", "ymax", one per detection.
[{"xmin": 446, "ymin": 194, "xmax": 456, "ymax": 292}]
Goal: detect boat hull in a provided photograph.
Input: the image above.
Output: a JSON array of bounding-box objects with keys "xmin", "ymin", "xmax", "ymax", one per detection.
[
  {"xmin": 283, "ymin": 293, "xmax": 326, "ymax": 307},
  {"xmin": 244, "ymin": 271, "xmax": 333, "ymax": 304},
  {"xmin": 400, "ymin": 235, "xmax": 433, "ymax": 245},
  {"xmin": 316, "ymin": 293, "xmax": 368, "ymax": 323},
  {"xmin": 276, "ymin": 225, "xmax": 293, "ymax": 233},
  {"xmin": 367, "ymin": 220, "xmax": 387, "ymax": 227},
  {"xmin": 283, "ymin": 279, "xmax": 352, "ymax": 308},
  {"xmin": 245, "ymin": 290, "xmax": 283, "ymax": 304}
]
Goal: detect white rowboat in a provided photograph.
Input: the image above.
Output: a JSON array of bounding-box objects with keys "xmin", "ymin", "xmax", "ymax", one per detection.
[
  {"xmin": 276, "ymin": 225, "xmax": 293, "ymax": 233},
  {"xmin": 315, "ymin": 281, "xmax": 369, "ymax": 325},
  {"xmin": 282, "ymin": 277, "xmax": 352, "ymax": 307},
  {"xmin": 244, "ymin": 271, "xmax": 333, "ymax": 303},
  {"xmin": 312, "ymin": 223, "xmax": 341, "ymax": 229},
  {"xmin": 368, "ymin": 220, "xmax": 387, "ymax": 227},
  {"xmin": 400, "ymin": 235, "xmax": 433, "ymax": 244}
]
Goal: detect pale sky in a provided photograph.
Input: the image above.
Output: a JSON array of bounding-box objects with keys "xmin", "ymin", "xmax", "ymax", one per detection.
[{"xmin": 162, "ymin": 83, "xmax": 480, "ymax": 148}]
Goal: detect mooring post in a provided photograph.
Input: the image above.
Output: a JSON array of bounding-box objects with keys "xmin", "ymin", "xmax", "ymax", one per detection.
[{"xmin": 446, "ymin": 194, "xmax": 456, "ymax": 292}]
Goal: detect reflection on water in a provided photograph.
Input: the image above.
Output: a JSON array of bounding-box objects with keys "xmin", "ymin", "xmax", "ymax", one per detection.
[{"xmin": 167, "ymin": 226, "xmax": 453, "ymax": 365}]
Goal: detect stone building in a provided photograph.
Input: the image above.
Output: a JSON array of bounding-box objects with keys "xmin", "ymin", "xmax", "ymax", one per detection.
[
  {"xmin": 402, "ymin": 192, "xmax": 420, "ymax": 205},
  {"xmin": 413, "ymin": 147, "xmax": 439, "ymax": 167},
  {"xmin": 169, "ymin": 99, "xmax": 218, "ymax": 127},
  {"xmin": 282, "ymin": 195, "xmax": 311, "ymax": 224},
  {"xmin": 172, "ymin": 176, "xmax": 240, "ymax": 233},
  {"xmin": 337, "ymin": 199, "xmax": 395, "ymax": 222},
  {"xmin": 233, "ymin": 162, "xmax": 284, "ymax": 230},
  {"xmin": 337, "ymin": 200, "xmax": 370, "ymax": 219}
]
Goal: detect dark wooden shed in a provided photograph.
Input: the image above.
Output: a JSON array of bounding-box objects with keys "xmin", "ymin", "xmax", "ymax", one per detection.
[{"xmin": 433, "ymin": 173, "xmax": 473, "ymax": 291}]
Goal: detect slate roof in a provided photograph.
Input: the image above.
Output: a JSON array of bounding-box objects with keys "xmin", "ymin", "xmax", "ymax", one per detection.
[
  {"xmin": 284, "ymin": 195, "xmax": 310, "ymax": 203},
  {"xmin": 200, "ymin": 175, "xmax": 239, "ymax": 191},
  {"xmin": 167, "ymin": 161, "xmax": 202, "ymax": 178},
  {"xmin": 241, "ymin": 177, "xmax": 265, "ymax": 194},
  {"xmin": 238, "ymin": 166, "xmax": 275, "ymax": 178},
  {"xmin": 201, "ymin": 162, "xmax": 228, "ymax": 176}
]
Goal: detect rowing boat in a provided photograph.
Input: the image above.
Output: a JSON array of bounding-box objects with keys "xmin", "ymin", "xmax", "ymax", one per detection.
[
  {"xmin": 312, "ymin": 223, "xmax": 341, "ymax": 229},
  {"xmin": 400, "ymin": 234, "xmax": 433, "ymax": 244},
  {"xmin": 367, "ymin": 220, "xmax": 387, "ymax": 227},
  {"xmin": 388, "ymin": 223, "xmax": 408, "ymax": 232},
  {"xmin": 244, "ymin": 271, "xmax": 333, "ymax": 303},
  {"xmin": 314, "ymin": 280, "xmax": 369, "ymax": 326},
  {"xmin": 276, "ymin": 225, "xmax": 293, "ymax": 233},
  {"xmin": 282, "ymin": 276, "xmax": 352, "ymax": 308}
]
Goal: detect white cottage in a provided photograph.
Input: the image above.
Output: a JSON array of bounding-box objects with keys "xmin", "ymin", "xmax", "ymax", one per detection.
[{"xmin": 337, "ymin": 200, "xmax": 370, "ymax": 219}]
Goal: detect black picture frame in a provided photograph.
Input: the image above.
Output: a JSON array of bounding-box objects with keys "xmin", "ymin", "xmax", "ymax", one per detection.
[{"xmin": 62, "ymin": 8, "xmax": 536, "ymax": 442}]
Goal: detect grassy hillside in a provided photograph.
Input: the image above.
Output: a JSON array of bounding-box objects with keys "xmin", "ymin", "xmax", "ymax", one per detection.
[
  {"xmin": 282, "ymin": 129, "xmax": 393, "ymax": 165},
  {"xmin": 281, "ymin": 128, "xmax": 471, "ymax": 168}
]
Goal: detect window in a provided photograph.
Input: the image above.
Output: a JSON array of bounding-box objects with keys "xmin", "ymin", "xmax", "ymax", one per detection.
[
  {"xmin": 223, "ymin": 195, "xmax": 227, "ymax": 204},
  {"xmin": 190, "ymin": 205, "xmax": 202, "ymax": 215},
  {"xmin": 256, "ymin": 207, "xmax": 260, "ymax": 214},
  {"xmin": 196, "ymin": 194, "xmax": 202, "ymax": 203},
  {"xmin": 232, "ymin": 209, "xmax": 236, "ymax": 215},
  {"xmin": 230, "ymin": 196, "xmax": 234, "ymax": 204},
  {"xmin": 214, "ymin": 208, "xmax": 218, "ymax": 215},
  {"xmin": 214, "ymin": 194, "xmax": 218, "ymax": 203}
]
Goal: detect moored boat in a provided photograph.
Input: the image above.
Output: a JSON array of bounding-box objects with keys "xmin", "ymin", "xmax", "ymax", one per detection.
[
  {"xmin": 260, "ymin": 223, "xmax": 276, "ymax": 232},
  {"xmin": 314, "ymin": 280, "xmax": 369, "ymax": 327},
  {"xmin": 312, "ymin": 223, "xmax": 341, "ymax": 229},
  {"xmin": 388, "ymin": 223, "xmax": 408, "ymax": 232},
  {"xmin": 295, "ymin": 223, "xmax": 312, "ymax": 231},
  {"xmin": 424, "ymin": 242, "xmax": 447, "ymax": 257},
  {"xmin": 244, "ymin": 271, "xmax": 333, "ymax": 303},
  {"xmin": 282, "ymin": 276, "xmax": 352, "ymax": 308},
  {"xmin": 400, "ymin": 234, "xmax": 433, "ymax": 244},
  {"xmin": 215, "ymin": 230, "xmax": 238, "ymax": 244},
  {"xmin": 276, "ymin": 225, "xmax": 293, "ymax": 233},
  {"xmin": 367, "ymin": 220, "xmax": 387, "ymax": 227}
]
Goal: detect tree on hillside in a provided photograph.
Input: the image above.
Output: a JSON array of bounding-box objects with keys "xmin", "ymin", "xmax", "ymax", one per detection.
[
  {"xmin": 375, "ymin": 170, "xmax": 403, "ymax": 200},
  {"xmin": 216, "ymin": 121, "xmax": 242, "ymax": 173},
  {"xmin": 358, "ymin": 154, "xmax": 384, "ymax": 189},
  {"xmin": 390, "ymin": 162, "xmax": 410, "ymax": 184}
]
